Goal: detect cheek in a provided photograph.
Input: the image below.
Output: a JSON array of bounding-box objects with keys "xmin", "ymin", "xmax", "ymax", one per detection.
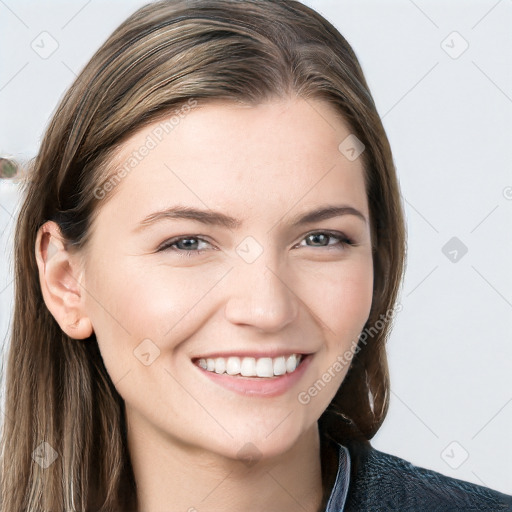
[
  {"xmin": 295, "ymin": 260, "xmax": 373, "ymax": 411},
  {"xmin": 301, "ymin": 258, "xmax": 373, "ymax": 337},
  {"xmin": 90, "ymin": 255, "xmax": 373, "ymax": 345},
  {"xmin": 84, "ymin": 261, "xmax": 226, "ymax": 362}
]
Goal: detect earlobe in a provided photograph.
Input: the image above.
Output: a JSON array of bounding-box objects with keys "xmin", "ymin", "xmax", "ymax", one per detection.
[{"xmin": 34, "ymin": 221, "xmax": 94, "ymax": 340}]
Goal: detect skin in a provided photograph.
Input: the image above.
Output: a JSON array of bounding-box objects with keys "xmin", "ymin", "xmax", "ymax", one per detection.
[{"xmin": 35, "ymin": 96, "xmax": 373, "ymax": 512}]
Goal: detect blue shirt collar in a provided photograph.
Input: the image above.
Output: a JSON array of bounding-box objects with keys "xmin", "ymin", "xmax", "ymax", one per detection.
[{"xmin": 324, "ymin": 441, "xmax": 351, "ymax": 511}]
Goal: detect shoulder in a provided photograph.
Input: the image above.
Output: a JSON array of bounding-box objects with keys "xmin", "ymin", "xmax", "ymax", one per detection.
[{"xmin": 340, "ymin": 437, "xmax": 512, "ymax": 511}]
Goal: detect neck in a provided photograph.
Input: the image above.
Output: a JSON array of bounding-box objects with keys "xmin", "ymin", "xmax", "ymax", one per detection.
[{"xmin": 127, "ymin": 411, "xmax": 324, "ymax": 512}]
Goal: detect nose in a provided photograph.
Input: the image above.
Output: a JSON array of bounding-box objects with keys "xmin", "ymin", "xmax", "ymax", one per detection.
[{"xmin": 224, "ymin": 259, "xmax": 299, "ymax": 333}]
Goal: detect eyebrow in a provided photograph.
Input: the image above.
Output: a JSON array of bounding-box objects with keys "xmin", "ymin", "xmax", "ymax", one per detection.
[{"xmin": 134, "ymin": 204, "xmax": 367, "ymax": 233}]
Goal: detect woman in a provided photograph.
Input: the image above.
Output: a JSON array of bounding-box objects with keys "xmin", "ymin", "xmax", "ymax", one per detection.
[{"xmin": 1, "ymin": 0, "xmax": 511, "ymax": 510}]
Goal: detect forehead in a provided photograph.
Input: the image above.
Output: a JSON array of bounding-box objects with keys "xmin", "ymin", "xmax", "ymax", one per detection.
[{"xmin": 95, "ymin": 97, "xmax": 368, "ymax": 226}]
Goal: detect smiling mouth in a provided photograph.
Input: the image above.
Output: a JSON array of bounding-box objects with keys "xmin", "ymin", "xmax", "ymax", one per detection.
[{"xmin": 193, "ymin": 353, "xmax": 304, "ymax": 378}]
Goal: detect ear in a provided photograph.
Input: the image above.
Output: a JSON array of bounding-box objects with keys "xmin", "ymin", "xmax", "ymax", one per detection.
[{"xmin": 34, "ymin": 220, "xmax": 93, "ymax": 340}]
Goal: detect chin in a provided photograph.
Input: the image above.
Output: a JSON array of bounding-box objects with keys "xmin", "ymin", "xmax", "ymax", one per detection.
[{"xmin": 210, "ymin": 422, "xmax": 311, "ymax": 464}]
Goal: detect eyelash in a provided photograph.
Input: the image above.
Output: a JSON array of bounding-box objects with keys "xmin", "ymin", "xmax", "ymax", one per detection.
[{"xmin": 157, "ymin": 231, "xmax": 355, "ymax": 258}]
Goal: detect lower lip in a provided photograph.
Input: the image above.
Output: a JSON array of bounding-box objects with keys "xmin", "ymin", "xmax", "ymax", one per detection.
[{"xmin": 194, "ymin": 354, "xmax": 313, "ymax": 397}]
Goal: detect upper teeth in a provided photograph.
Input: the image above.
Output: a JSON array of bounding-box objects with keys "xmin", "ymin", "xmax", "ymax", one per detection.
[{"xmin": 197, "ymin": 354, "xmax": 303, "ymax": 378}]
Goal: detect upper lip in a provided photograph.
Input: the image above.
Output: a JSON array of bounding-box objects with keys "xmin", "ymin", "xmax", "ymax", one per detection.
[{"xmin": 191, "ymin": 350, "xmax": 313, "ymax": 361}]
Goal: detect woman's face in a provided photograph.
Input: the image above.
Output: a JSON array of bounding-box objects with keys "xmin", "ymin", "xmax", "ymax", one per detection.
[{"xmin": 81, "ymin": 97, "xmax": 373, "ymax": 460}]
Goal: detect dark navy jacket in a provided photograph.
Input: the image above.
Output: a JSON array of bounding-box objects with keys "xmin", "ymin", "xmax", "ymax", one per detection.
[{"xmin": 321, "ymin": 432, "xmax": 512, "ymax": 511}]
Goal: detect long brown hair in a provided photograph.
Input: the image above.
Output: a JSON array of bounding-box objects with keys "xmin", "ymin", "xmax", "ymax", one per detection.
[{"xmin": 0, "ymin": 0, "xmax": 406, "ymax": 510}]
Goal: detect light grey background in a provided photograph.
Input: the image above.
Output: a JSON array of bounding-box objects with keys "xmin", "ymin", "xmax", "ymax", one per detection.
[{"xmin": 1, "ymin": 0, "xmax": 511, "ymax": 495}]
